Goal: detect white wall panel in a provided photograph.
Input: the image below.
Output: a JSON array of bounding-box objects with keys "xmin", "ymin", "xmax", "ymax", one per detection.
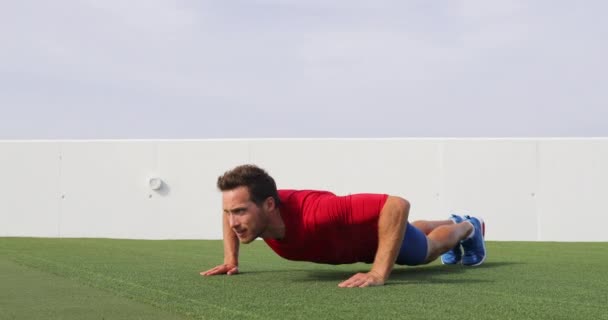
[
  {"xmin": 2, "ymin": 139, "xmax": 607, "ymax": 241},
  {"xmin": 0, "ymin": 142, "xmax": 61, "ymax": 237},
  {"xmin": 250, "ymin": 139, "xmax": 357, "ymax": 192},
  {"xmin": 153, "ymin": 140, "xmax": 250, "ymax": 239},
  {"xmin": 442, "ymin": 140, "xmax": 539, "ymax": 241},
  {"xmin": 538, "ymin": 140, "xmax": 608, "ymax": 241},
  {"xmin": 59, "ymin": 141, "xmax": 157, "ymax": 238},
  {"xmin": 249, "ymin": 139, "xmax": 443, "ymax": 218}
]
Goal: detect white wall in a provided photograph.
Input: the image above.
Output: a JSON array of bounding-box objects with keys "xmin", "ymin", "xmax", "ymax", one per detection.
[{"xmin": 1, "ymin": 139, "xmax": 606, "ymax": 241}]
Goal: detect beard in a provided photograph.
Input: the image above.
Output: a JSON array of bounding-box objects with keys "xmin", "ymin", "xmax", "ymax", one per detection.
[
  {"xmin": 238, "ymin": 210, "xmax": 271, "ymax": 244},
  {"xmin": 238, "ymin": 227, "xmax": 264, "ymax": 244}
]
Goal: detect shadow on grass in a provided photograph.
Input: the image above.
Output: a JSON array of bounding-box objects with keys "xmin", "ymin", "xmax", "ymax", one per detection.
[{"xmin": 289, "ymin": 261, "xmax": 521, "ymax": 285}]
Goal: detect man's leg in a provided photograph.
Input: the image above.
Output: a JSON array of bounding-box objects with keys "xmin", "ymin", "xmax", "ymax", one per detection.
[
  {"xmin": 423, "ymin": 222, "xmax": 473, "ymax": 263},
  {"xmin": 411, "ymin": 220, "xmax": 454, "ymax": 235},
  {"xmin": 395, "ymin": 220, "xmax": 466, "ymax": 266},
  {"xmin": 395, "ymin": 217, "xmax": 484, "ymax": 266}
]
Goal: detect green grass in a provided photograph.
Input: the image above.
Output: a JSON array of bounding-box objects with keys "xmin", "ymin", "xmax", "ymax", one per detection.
[
  {"xmin": 0, "ymin": 258, "xmax": 186, "ymax": 320},
  {"xmin": 1, "ymin": 238, "xmax": 606, "ymax": 320}
]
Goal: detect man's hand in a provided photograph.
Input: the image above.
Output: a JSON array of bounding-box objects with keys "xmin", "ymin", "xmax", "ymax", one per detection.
[
  {"xmin": 200, "ymin": 263, "xmax": 239, "ymax": 276},
  {"xmin": 338, "ymin": 271, "xmax": 385, "ymax": 288}
]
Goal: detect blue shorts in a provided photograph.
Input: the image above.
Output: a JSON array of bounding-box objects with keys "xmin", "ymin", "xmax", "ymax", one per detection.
[{"xmin": 395, "ymin": 223, "xmax": 428, "ymax": 266}]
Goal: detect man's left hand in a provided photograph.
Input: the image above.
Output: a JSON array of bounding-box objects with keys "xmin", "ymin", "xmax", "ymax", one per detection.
[{"xmin": 338, "ymin": 271, "xmax": 385, "ymax": 288}]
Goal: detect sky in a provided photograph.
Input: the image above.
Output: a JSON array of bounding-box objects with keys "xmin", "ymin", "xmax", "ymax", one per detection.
[{"xmin": 1, "ymin": 0, "xmax": 607, "ymax": 139}]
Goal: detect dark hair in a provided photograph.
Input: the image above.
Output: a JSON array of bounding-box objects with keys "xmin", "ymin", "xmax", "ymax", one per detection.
[{"xmin": 217, "ymin": 164, "xmax": 281, "ymax": 206}]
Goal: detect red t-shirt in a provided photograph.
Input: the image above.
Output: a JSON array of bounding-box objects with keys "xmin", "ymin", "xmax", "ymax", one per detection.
[{"xmin": 264, "ymin": 190, "xmax": 389, "ymax": 264}]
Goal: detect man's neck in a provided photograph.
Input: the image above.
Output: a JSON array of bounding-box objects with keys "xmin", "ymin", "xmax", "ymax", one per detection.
[{"xmin": 261, "ymin": 208, "xmax": 285, "ymax": 240}]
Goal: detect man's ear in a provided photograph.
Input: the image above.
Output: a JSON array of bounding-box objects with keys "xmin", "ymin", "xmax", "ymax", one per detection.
[{"xmin": 264, "ymin": 196, "xmax": 276, "ymax": 211}]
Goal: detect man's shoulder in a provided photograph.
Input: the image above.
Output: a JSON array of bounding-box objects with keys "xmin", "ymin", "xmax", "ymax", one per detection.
[{"xmin": 278, "ymin": 189, "xmax": 335, "ymax": 200}]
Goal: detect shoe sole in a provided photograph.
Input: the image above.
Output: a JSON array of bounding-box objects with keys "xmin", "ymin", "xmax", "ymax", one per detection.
[
  {"xmin": 464, "ymin": 217, "xmax": 486, "ymax": 267},
  {"xmin": 441, "ymin": 257, "xmax": 460, "ymax": 265}
]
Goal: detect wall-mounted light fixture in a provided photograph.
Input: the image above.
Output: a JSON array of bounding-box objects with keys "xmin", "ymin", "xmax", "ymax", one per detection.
[{"xmin": 148, "ymin": 177, "xmax": 163, "ymax": 191}]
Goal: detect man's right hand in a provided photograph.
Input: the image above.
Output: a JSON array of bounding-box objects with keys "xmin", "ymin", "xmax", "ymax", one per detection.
[{"xmin": 200, "ymin": 264, "xmax": 239, "ymax": 276}]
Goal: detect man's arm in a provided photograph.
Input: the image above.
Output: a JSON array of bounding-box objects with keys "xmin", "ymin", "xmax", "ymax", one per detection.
[
  {"xmin": 338, "ymin": 196, "xmax": 410, "ymax": 287},
  {"xmin": 200, "ymin": 212, "xmax": 240, "ymax": 276}
]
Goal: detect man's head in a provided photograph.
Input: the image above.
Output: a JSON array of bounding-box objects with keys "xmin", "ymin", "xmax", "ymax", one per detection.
[{"xmin": 217, "ymin": 164, "xmax": 280, "ymax": 243}]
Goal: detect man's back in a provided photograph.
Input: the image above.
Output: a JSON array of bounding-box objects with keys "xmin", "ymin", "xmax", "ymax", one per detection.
[{"xmin": 264, "ymin": 190, "xmax": 388, "ymax": 264}]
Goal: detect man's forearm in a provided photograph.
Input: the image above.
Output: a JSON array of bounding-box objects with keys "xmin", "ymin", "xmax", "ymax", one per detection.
[
  {"xmin": 222, "ymin": 213, "xmax": 240, "ymax": 265},
  {"xmin": 370, "ymin": 196, "xmax": 409, "ymax": 280}
]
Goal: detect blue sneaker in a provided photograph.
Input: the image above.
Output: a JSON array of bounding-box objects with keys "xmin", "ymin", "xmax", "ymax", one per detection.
[
  {"xmin": 461, "ymin": 215, "xmax": 486, "ymax": 266},
  {"xmin": 441, "ymin": 214, "xmax": 464, "ymax": 265}
]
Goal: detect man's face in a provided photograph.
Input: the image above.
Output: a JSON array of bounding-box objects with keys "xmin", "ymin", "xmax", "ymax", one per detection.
[{"xmin": 222, "ymin": 186, "xmax": 269, "ymax": 244}]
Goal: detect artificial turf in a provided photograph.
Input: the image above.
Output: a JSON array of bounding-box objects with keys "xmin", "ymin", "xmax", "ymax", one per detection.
[
  {"xmin": 0, "ymin": 238, "xmax": 606, "ymax": 320},
  {"xmin": 0, "ymin": 258, "xmax": 186, "ymax": 320}
]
